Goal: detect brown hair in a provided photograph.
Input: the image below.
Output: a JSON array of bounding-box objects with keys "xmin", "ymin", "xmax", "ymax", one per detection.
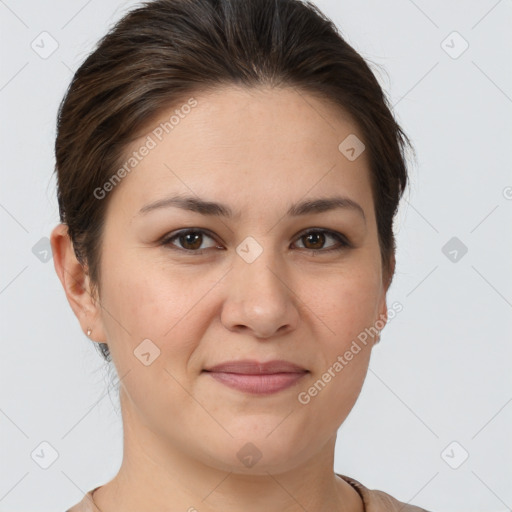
[{"xmin": 54, "ymin": 0, "xmax": 411, "ymax": 363}]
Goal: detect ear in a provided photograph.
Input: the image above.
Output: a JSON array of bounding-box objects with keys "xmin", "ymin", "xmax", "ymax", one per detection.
[{"xmin": 50, "ymin": 223, "xmax": 107, "ymax": 343}]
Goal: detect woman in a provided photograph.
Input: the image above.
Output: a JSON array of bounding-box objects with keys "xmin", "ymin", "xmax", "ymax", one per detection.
[{"xmin": 51, "ymin": 0, "xmax": 430, "ymax": 510}]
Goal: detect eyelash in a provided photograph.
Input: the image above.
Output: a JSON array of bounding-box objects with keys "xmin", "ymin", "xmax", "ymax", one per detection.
[{"xmin": 160, "ymin": 228, "xmax": 351, "ymax": 255}]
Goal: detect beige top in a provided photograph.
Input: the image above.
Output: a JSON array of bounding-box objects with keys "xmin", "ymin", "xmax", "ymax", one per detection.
[{"xmin": 66, "ymin": 473, "xmax": 431, "ymax": 511}]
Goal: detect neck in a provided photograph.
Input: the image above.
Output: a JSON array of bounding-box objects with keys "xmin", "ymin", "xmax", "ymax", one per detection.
[{"xmin": 92, "ymin": 389, "xmax": 363, "ymax": 512}]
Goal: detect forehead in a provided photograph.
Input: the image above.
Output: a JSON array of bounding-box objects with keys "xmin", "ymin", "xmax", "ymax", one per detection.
[{"xmin": 106, "ymin": 85, "xmax": 373, "ymax": 219}]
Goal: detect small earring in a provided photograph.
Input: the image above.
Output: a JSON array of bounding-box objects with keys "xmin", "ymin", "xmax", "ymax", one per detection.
[{"xmin": 86, "ymin": 328, "xmax": 92, "ymax": 337}]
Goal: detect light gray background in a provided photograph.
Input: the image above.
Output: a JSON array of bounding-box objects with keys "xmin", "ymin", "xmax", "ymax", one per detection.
[{"xmin": 1, "ymin": 0, "xmax": 511, "ymax": 511}]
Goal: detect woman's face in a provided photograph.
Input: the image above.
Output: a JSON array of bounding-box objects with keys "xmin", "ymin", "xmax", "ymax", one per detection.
[{"xmin": 91, "ymin": 86, "xmax": 389, "ymax": 473}]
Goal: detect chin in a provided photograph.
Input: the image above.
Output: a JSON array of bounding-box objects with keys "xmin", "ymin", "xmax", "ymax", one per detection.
[{"xmin": 195, "ymin": 427, "xmax": 316, "ymax": 475}]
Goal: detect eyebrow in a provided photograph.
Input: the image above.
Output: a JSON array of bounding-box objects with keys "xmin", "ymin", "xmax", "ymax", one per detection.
[{"xmin": 138, "ymin": 195, "xmax": 366, "ymax": 223}]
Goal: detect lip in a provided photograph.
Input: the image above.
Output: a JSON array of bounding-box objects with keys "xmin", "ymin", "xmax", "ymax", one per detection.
[
  {"xmin": 204, "ymin": 359, "xmax": 307, "ymax": 374},
  {"xmin": 203, "ymin": 359, "xmax": 308, "ymax": 395}
]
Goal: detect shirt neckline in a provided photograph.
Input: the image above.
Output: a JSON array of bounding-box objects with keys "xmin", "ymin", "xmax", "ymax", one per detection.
[
  {"xmin": 77, "ymin": 475, "xmax": 368, "ymax": 512},
  {"xmin": 336, "ymin": 473, "xmax": 369, "ymax": 511}
]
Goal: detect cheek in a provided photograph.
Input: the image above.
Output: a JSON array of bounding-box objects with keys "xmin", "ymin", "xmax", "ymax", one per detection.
[
  {"xmin": 293, "ymin": 271, "xmax": 379, "ymax": 420},
  {"xmin": 303, "ymin": 265, "xmax": 382, "ymax": 344},
  {"xmin": 97, "ymin": 262, "xmax": 207, "ymax": 424},
  {"xmin": 292, "ymin": 267, "xmax": 379, "ymax": 412},
  {"xmin": 101, "ymin": 252, "xmax": 206, "ymax": 337}
]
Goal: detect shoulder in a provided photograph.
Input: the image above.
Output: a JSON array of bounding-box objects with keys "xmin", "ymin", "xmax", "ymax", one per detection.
[
  {"xmin": 336, "ymin": 473, "xmax": 432, "ymax": 511},
  {"xmin": 65, "ymin": 487, "xmax": 102, "ymax": 512}
]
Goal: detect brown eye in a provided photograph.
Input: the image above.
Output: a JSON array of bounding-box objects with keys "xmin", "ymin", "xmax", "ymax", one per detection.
[
  {"xmin": 160, "ymin": 228, "xmax": 350, "ymax": 255},
  {"xmin": 301, "ymin": 232, "xmax": 326, "ymax": 250},
  {"xmin": 178, "ymin": 232, "xmax": 203, "ymax": 250},
  {"xmin": 162, "ymin": 229, "xmax": 219, "ymax": 252},
  {"xmin": 294, "ymin": 229, "xmax": 350, "ymax": 253}
]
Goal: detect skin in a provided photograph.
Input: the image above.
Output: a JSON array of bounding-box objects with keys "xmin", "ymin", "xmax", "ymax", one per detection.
[{"xmin": 51, "ymin": 85, "xmax": 393, "ymax": 512}]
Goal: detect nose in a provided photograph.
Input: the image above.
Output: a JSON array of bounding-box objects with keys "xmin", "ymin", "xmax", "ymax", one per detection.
[{"xmin": 220, "ymin": 246, "xmax": 300, "ymax": 339}]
